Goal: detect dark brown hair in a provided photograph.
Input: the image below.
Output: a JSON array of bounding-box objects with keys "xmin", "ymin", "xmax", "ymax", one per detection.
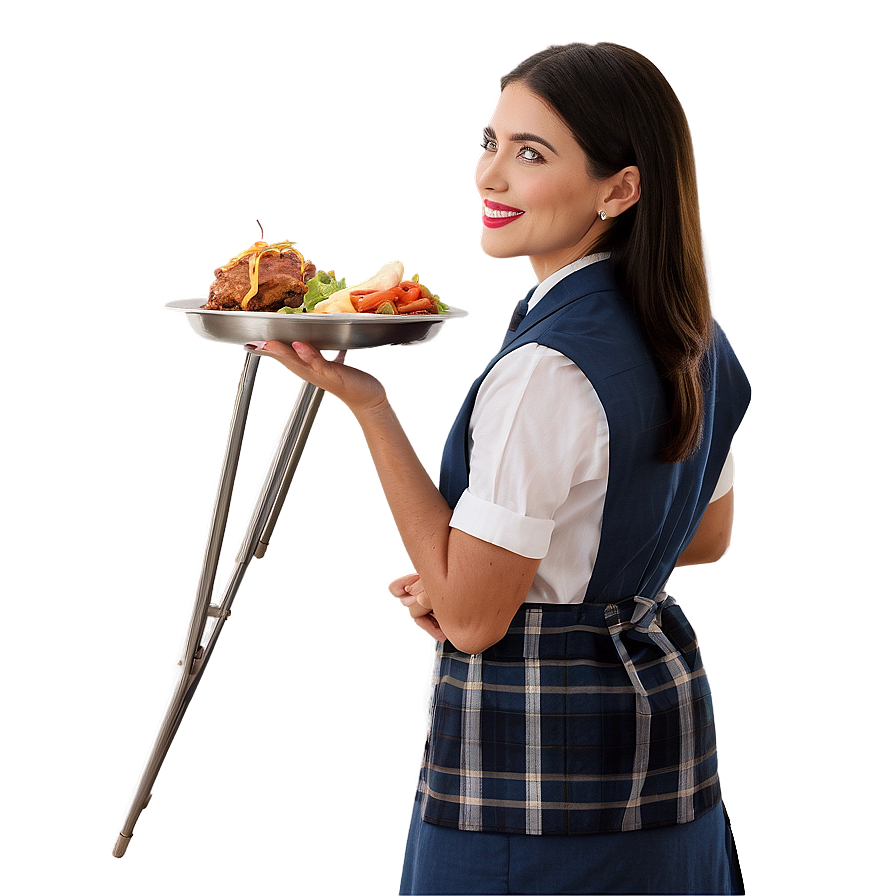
[{"xmin": 502, "ymin": 43, "xmax": 712, "ymax": 462}]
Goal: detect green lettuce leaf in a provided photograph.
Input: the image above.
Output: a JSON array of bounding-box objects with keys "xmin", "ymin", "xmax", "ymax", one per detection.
[{"xmin": 303, "ymin": 271, "xmax": 346, "ymax": 312}]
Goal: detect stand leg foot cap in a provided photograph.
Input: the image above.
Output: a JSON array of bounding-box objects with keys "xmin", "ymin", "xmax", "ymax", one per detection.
[{"xmin": 113, "ymin": 833, "xmax": 132, "ymax": 858}]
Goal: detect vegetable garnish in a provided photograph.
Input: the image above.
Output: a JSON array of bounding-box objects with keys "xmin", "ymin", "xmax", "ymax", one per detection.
[
  {"xmin": 351, "ymin": 280, "xmax": 439, "ymax": 314},
  {"xmin": 411, "ymin": 272, "xmax": 449, "ymax": 314},
  {"xmin": 278, "ymin": 270, "xmax": 347, "ymax": 314},
  {"xmin": 217, "ymin": 240, "xmax": 309, "ymax": 310},
  {"xmin": 310, "ymin": 261, "xmax": 406, "ymax": 314}
]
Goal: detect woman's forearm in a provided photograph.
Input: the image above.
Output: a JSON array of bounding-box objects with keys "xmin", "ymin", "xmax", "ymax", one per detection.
[
  {"xmin": 355, "ymin": 399, "xmax": 453, "ymax": 579},
  {"xmin": 354, "ymin": 400, "xmax": 539, "ymax": 654}
]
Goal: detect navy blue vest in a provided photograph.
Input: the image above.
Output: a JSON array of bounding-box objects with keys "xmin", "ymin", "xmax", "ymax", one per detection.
[
  {"xmin": 440, "ymin": 260, "xmax": 750, "ymax": 602},
  {"xmin": 417, "ymin": 261, "xmax": 751, "ymax": 835}
]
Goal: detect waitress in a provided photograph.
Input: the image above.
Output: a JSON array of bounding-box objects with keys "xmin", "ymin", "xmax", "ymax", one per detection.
[{"xmin": 252, "ymin": 42, "xmax": 749, "ymax": 896}]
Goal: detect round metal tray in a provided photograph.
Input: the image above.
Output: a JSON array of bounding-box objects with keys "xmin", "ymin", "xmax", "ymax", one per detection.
[{"xmin": 166, "ymin": 300, "xmax": 468, "ymax": 350}]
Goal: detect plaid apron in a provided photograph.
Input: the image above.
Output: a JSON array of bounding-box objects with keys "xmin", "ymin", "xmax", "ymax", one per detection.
[{"xmin": 419, "ymin": 262, "xmax": 751, "ymax": 835}]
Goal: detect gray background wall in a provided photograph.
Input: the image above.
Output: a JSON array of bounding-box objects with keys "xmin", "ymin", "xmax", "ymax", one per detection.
[{"xmin": 1, "ymin": 1, "xmax": 889, "ymax": 893}]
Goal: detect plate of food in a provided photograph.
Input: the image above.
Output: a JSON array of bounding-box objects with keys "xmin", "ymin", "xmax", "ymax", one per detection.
[{"xmin": 167, "ymin": 238, "xmax": 467, "ymax": 350}]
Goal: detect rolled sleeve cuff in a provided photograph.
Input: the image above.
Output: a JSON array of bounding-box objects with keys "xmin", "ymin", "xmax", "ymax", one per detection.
[
  {"xmin": 709, "ymin": 452, "xmax": 735, "ymax": 503},
  {"xmin": 449, "ymin": 489, "xmax": 555, "ymax": 559}
]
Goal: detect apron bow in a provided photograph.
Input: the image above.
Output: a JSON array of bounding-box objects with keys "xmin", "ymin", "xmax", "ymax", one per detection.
[{"xmin": 603, "ymin": 593, "xmax": 674, "ymax": 697}]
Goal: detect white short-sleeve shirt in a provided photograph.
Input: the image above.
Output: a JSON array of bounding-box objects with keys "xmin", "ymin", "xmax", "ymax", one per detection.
[{"xmin": 449, "ymin": 254, "xmax": 733, "ymax": 605}]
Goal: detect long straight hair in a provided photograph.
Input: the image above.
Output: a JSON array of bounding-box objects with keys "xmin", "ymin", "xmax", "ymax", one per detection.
[{"xmin": 502, "ymin": 43, "xmax": 713, "ymax": 462}]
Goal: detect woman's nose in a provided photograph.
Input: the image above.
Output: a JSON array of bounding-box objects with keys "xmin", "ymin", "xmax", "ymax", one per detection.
[{"xmin": 475, "ymin": 151, "xmax": 507, "ymax": 194}]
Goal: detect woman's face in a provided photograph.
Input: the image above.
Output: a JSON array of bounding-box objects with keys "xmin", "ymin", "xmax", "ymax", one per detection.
[{"xmin": 475, "ymin": 81, "xmax": 609, "ymax": 281}]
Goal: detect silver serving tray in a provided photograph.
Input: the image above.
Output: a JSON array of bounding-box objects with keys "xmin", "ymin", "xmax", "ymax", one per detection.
[{"xmin": 166, "ymin": 299, "xmax": 468, "ymax": 350}]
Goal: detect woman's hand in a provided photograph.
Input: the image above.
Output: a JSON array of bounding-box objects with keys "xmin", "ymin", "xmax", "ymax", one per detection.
[
  {"xmin": 389, "ymin": 573, "xmax": 446, "ymax": 643},
  {"xmin": 245, "ymin": 341, "xmax": 387, "ymax": 415}
]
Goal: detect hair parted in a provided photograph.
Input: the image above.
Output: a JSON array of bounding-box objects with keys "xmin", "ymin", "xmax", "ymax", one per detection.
[{"xmin": 502, "ymin": 43, "xmax": 713, "ymax": 462}]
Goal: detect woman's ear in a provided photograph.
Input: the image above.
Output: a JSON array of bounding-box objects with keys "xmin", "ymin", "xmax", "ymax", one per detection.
[{"xmin": 600, "ymin": 166, "xmax": 641, "ymax": 218}]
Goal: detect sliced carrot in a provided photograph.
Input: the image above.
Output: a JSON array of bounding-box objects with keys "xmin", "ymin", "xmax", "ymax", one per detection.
[
  {"xmin": 396, "ymin": 297, "xmax": 436, "ymax": 314},
  {"xmin": 355, "ymin": 287, "xmax": 403, "ymax": 312},
  {"xmin": 350, "ymin": 289, "xmax": 377, "ymax": 310}
]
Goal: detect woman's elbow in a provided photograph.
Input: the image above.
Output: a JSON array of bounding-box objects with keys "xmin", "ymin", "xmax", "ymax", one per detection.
[
  {"xmin": 442, "ymin": 619, "xmax": 511, "ymax": 656},
  {"xmin": 702, "ymin": 531, "xmax": 731, "ymax": 563},
  {"xmin": 675, "ymin": 538, "xmax": 731, "ymax": 566},
  {"xmin": 676, "ymin": 490, "xmax": 735, "ymax": 567},
  {"xmin": 676, "ymin": 528, "xmax": 731, "ymax": 566}
]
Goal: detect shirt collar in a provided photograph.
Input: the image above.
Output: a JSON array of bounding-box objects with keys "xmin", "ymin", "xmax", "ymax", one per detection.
[{"xmin": 528, "ymin": 252, "xmax": 611, "ymax": 312}]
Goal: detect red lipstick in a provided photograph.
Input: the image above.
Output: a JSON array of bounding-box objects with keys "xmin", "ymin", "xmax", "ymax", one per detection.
[{"xmin": 482, "ymin": 198, "xmax": 525, "ymax": 229}]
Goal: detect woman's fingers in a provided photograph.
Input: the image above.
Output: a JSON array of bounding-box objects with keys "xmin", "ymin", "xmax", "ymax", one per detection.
[
  {"xmin": 246, "ymin": 340, "xmax": 386, "ymax": 413},
  {"xmin": 405, "ymin": 578, "xmax": 426, "ymax": 597},
  {"xmin": 243, "ymin": 340, "xmax": 328, "ymax": 377},
  {"xmin": 408, "ymin": 600, "xmax": 445, "ymax": 639},
  {"xmin": 389, "ymin": 573, "xmax": 432, "ymax": 611},
  {"xmin": 388, "ymin": 573, "xmax": 444, "ymax": 641},
  {"xmin": 407, "ymin": 600, "xmax": 432, "ymax": 619},
  {"xmin": 388, "ymin": 573, "xmax": 420, "ymax": 597},
  {"xmin": 414, "ymin": 614, "xmax": 447, "ymax": 643},
  {"xmin": 245, "ymin": 340, "xmax": 328, "ymax": 385}
]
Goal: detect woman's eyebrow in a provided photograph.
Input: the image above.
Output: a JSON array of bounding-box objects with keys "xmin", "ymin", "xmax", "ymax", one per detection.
[{"xmin": 483, "ymin": 125, "xmax": 558, "ymax": 155}]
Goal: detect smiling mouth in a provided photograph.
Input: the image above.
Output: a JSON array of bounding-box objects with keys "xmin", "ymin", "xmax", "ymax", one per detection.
[{"xmin": 482, "ymin": 199, "xmax": 525, "ymax": 228}]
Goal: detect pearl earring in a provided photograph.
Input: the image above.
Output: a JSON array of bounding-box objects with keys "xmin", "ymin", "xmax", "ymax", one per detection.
[{"xmin": 599, "ymin": 210, "xmax": 608, "ymax": 221}]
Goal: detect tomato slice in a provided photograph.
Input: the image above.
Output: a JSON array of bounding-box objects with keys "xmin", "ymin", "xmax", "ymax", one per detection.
[{"xmin": 394, "ymin": 284, "xmax": 422, "ymax": 306}]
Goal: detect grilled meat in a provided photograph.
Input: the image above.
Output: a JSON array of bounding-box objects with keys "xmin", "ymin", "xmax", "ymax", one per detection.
[{"xmin": 204, "ymin": 251, "xmax": 316, "ymax": 312}]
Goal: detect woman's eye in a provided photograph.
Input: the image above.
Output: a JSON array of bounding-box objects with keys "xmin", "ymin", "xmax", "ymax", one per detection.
[
  {"xmin": 481, "ymin": 138, "xmax": 497, "ymax": 152},
  {"xmin": 519, "ymin": 146, "xmax": 543, "ymax": 162}
]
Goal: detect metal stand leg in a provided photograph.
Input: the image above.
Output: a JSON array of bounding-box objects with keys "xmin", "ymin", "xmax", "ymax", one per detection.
[{"xmin": 113, "ymin": 353, "xmax": 324, "ymax": 857}]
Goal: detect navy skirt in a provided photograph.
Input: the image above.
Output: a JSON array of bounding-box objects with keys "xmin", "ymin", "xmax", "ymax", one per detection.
[{"xmin": 400, "ymin": 799, "xmax": 744, "ymax": 895}]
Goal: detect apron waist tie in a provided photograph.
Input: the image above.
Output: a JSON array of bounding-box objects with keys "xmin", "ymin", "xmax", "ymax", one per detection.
[{"xmin": 603, "ymin": 592, "xmax": 672, "ymax": 697}]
